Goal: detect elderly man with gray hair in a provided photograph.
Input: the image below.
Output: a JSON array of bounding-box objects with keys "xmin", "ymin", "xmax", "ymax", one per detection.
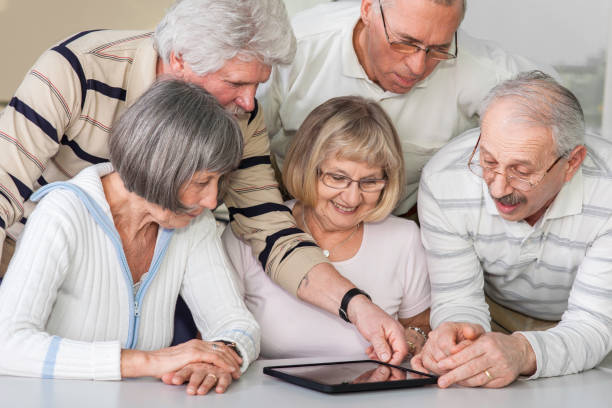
[
  {"xmin": 413, "ymin": 70, "xmax": 612, "ymax": 388},
  {"xmin": 0, "ymin": 0, "xmax": 409, "ymax": 364}
]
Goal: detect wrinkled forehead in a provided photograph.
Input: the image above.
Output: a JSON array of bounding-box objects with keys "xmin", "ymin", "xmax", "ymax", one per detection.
[{"xmin": 480, "ymin": 104, "xmax": 556, "ymax": 164}]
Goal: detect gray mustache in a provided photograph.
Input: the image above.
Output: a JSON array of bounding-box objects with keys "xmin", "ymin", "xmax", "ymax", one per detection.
[{"xmin": 495, "ymin": 192, "xmax": 526, "ymax": 206}]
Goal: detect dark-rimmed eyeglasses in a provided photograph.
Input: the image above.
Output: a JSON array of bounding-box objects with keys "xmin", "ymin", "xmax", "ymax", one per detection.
[
  {"xmin": 379, "ymin": 2, "xmax": 458, "ymax": 60},
  {"xmin": 467, "ymin": 133, "xmax": 565, "ymax": 192},
  {"xmin": 319, "ymin": 171, "xmax": 387, "ymax": 192}
]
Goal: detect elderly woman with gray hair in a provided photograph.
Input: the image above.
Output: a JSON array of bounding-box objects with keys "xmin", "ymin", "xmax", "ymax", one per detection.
[{"xmin": 0, "ymin": 80, "xmax": 259, "ymax": 395}]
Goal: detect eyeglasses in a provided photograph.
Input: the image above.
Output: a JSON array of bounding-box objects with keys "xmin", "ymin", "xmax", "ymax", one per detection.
[
  {"xmin": 467, "ymin": 133, "xmax": 564, "ymax": 192},
  {"xmin": 379, "ymin": 2, "xmax": 458, "ymax": 60},
  {"xmin": 319, "ymin": 171, "xmax": 387, "ymax": 192}
]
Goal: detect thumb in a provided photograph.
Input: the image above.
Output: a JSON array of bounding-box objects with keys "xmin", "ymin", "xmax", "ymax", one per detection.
[
  {"xmin": 461, "ymin": 323, "xmax": 484, "ymax": 341},
  {"xmin": 369, "ymin": 334, "xmax": 392, "ymax": 363}
]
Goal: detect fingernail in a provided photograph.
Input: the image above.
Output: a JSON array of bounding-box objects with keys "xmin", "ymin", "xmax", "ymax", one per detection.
[
  {"xmin": 381, "ymin": 353, "xmax": 389, "ymax": 361},
  {"xmin": 172, "ymin": 378, "xmax": 181, "ymax": 384},
  {"xmin": 187, "ymin": 387, "xmax": 195, "ymax": 394},
  {"xmin": 438, "ymin": 378, "xmax": 447, "ymax": 388}
]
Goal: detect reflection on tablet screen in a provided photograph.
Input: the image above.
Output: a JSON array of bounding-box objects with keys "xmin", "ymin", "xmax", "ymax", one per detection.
[{"xmin": 273, "ymin": 362, "xmax": 431, "ymax": 385}]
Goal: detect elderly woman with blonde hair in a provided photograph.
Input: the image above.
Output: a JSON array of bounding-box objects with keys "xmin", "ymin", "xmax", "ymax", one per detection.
[{"xmin": 223, "ymin": 96, "xmax": 430, "ymax": 360}]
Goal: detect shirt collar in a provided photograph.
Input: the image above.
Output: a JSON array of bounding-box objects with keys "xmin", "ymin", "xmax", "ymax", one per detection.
[
  {"xmin": 482, "ymin": 167, "xmax": 584, "ymax": 221},
  {"xmin": 126, "ymin": 35, "xmax": 158, "ymax": 107}
]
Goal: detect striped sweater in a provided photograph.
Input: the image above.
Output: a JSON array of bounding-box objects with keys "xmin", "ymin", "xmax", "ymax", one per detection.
[
  {"xmin": 0, "ymin": 29, "xmax": 326, "ymax": 294},
  {"xmin": 418, "ymin": 128, "xmax": 612, "ymax": 379},
  {"xmin": 0, "ymin": 163, "xmax": 260, "ymax": 379}
]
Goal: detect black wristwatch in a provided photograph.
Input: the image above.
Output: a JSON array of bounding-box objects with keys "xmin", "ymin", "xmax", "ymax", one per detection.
[{"xmin": 339, "ymin": 288, "xmax": 371, "ymax": 323}]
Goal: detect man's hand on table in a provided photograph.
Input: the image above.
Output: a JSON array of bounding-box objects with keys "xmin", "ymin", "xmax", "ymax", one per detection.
[{"xmin": 412, "ymin": 322, "xmax": 537, "ymax": 388}]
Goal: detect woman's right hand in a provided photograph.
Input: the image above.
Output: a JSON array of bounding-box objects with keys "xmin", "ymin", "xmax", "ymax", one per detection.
[{"xmin": 121, "ymin": 339, "xmax": 242, "ymax": 379}]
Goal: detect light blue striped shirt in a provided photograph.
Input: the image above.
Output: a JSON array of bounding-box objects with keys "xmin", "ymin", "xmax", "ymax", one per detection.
[{"xmin": 419, "ymin": 128, "xmax": 612, "ymax": 378}]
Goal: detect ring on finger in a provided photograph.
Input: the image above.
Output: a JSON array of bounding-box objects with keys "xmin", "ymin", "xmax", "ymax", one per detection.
[
  {"xmin": 206, "ymin": 373, "xmax": 218, "ymax": 383},
  {"xmin": 484, "ymin": 370, "xmax": 494, "ymax": 381},
  {"xmin": 406, "ymin": 340, "xmax": 416, "ymax": 354}
]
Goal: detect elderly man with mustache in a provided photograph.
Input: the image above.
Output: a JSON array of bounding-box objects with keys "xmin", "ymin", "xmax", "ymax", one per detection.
[{"xmin": 414, "ymin": 70, "xmax": 612, "ymax": 388}]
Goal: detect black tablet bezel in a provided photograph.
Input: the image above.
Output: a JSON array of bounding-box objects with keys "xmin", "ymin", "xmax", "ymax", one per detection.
[{"xmin": 263, "ymin": 359, "xmax": 438, "ymax": 394}]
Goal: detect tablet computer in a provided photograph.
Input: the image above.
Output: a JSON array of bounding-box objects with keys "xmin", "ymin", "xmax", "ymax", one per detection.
[{"xmin": 263, "ymin": 360, "xmax": 438, "ymax": 394}]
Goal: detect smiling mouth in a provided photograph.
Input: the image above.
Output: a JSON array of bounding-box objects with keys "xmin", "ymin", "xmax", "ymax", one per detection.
[{"xmin": 332, "ymin": 200, "xmax": 357, "ymax": 213}]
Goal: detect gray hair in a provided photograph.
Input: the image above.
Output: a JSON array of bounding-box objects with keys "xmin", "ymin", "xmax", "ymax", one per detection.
[
  {"xmin": 479, "ymin": 70, "xmax": 585, "ymax": 157},
  {"xmin": 109, "ymin": 79, "xmax": 243, "ymax": 212},
  {"xmin": 154, "ymin": 0, "xmax": 296, "ymax": 76},
  {"xmin": 380, "ymin": 0, "xmax": 467, "ymax": 22}
]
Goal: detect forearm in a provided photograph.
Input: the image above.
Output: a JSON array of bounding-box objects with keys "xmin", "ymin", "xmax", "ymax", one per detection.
[
  {"xmin": 519, "ymin": 320, "xmax": 612, "ymax": 379},
  {"xmin": 0, "ymin": 327, "xmax": 121, "ymax": 380},
  {"xmin": 418, "ymin": 179, "xmax": 491, "ymax": 330},
  {"xmin": 182, "ymin": 215, "xmax": 261, "ymax": 370},
  {"xmin": 225, "ymin": 106, "xmax": 329, "ymax": 295},
  {"xmin": 296, "ymin": 262, "xmax": 358, "ymax": 316},
  {"xmin": 399, "ymin": 309, "xmax": 431, "ymax": 334},
  {"xmin": 121, "ymin": 349, "xmax": 149, "ymax": 378},
  {"xmin": 511, "ymin": 333, "xmax": 537, "ymax": 377}
]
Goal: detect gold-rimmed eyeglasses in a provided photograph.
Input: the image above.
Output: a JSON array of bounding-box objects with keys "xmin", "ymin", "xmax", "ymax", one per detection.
[
  {"xmin": 467, "ymin": 133, "xmax": 564, "ymax": 192},
  {"xmin": 379, "ymin": 2, "xmax": 458, "ymax": 60}
]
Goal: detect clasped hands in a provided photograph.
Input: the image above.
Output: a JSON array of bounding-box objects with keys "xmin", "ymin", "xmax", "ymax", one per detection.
[
  {"xmin": 410, "ymin": 322, "xmax": 537, "ymax": 388},
  {"xmin": 121, "ymin": 339, "xmax": 243, "ymax": 395}
]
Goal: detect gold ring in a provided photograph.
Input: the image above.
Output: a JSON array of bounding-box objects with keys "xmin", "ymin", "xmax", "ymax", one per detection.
[
  {"xmin": 484, "ymin": 370, "xmax": 493, "ymax": 381},
  {"xmin": 206, "ymin": 373, "xmax": 218, "ymax": 382},
  {"xmin": 406, "ymin": 340, "xmax": 416, "ymax": 354}
]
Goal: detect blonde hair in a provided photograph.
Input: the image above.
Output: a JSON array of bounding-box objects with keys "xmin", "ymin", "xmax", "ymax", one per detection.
[{"xmin": 283, "ymin": 96, "xmax": 404, "ymax": 222}]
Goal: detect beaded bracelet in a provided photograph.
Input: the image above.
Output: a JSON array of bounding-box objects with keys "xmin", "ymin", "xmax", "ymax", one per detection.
[{"xmin": 407, "ymin": 326, "xmax": 428, "ymax": 341}]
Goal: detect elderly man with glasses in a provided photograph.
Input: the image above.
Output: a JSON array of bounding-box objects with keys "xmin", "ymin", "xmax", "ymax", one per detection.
[
  {"xmin": 260, "ymin": 0, "xmax": 548, "ymax": 217},
  {"xmin": 413, "ymin": 71, "xmax": 612, "ymax": 388}
]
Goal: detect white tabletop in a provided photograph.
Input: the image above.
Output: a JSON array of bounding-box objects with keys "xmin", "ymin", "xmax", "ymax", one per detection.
[{"xmin": 1, "ymin": 354, "xmax": 611, "ymax": 408}]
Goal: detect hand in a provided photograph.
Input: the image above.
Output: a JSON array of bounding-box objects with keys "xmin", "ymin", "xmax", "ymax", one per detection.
[
  {"xmin": 121, "ymin": 339, "xmax": 242, "ymax": 379},
  {"xmin": 434, "ymin": 332, "xmax": 536, "ymax": 388},
  {"xmin": 295, "ymin": 263, "xmax": 408, "ymax": 365},
  {"xmin": 350, "ymin": 295, "xmax": 408, "ymax": 365},
  {"xmin": 411, "ymin": 322, "xmax": 483, "ymax": 376},
  {"xmin": 161, "ymin": 363, "xmax": 234, "ymax": 395}
]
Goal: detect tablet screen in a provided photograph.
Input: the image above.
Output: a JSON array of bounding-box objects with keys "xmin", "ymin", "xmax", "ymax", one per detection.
[{"xmin": 269, "ymin": 360, "xmax": 434, "ymax": 386}]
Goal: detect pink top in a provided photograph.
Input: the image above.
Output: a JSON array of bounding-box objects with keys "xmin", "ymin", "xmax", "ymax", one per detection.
[{"xmin": 222, "ymin": 201, "xmax": 430, "ymax": 359}]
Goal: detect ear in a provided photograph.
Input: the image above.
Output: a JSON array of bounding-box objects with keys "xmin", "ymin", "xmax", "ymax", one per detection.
[
  {"xmin": 361, "ymin": 0, "xmax": 374, "ymax": 27},
  {"xmin": 168, "ymin": 52, "xmax": 185, "ymax": 77},
  {"xmin": 563, "ymin": 145, "xmax": 587, "ymax": 183}
]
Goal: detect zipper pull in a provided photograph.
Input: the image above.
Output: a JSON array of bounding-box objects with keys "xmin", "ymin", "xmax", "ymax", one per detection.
[{"xmin": 134, "ymin": 301, "xmax": 140, "ymax": 317}]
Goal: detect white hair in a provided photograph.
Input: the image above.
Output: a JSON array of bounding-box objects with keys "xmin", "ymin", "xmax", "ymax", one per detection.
[
  {"xmin": 479, "ymin": 70, "xmax": 585, "ymax": 157},
  {"xmin": 154, "ymin": 0, "xmax": 296, "ymax": 75}
]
